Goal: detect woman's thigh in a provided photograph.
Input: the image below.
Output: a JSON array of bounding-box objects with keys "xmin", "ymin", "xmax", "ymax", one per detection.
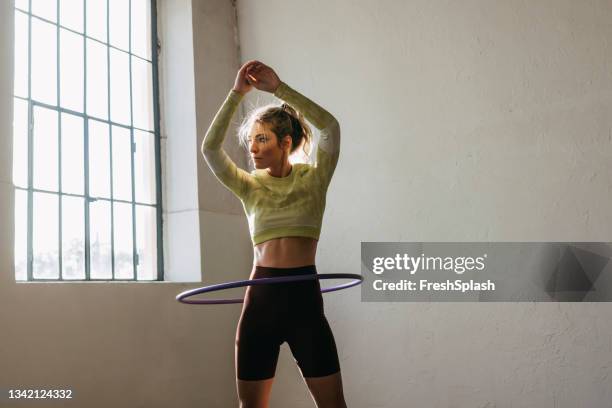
[
  {"xmin": 235, "ymin": 292, "xmax": 283, "ymax": 382},
  {"xmin": 286, "ymin": 312, "xmax": 341, "ymax": 379}
]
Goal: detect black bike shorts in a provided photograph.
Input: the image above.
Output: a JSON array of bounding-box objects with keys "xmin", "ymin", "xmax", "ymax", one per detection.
[{"xmin": 235, "ymin": 264, "xmax": 341, "ymax": 381}]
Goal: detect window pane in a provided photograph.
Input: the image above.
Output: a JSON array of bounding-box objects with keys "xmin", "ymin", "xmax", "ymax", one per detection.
[
  {"xmin": 14, "ymin": 189, "xmax": 28, "ymax": 281},
  {"xmin": 131, "ymin": 0, "xmax": 151, "ymax": 60},
  {"xmin": 131, "ymin": 57, "xmax": 153, "ymax": 131},
  {"xmin": 90, "ymin": 199, "xmax": 112, "ymax": 279},
  {"xmin": 135, "ymin": 204, "xmax": 156, "ymax": 280},
  {"xmin": 109, "ymin": 0, "xmax": 129, "ymax": 51},
  {"xmin": 33, "ymin": 192, "xmax": 59, "ymax": 279},
  {"xmin": 88, "ymin": 119, "xmax": 110, "ymax": 198},
  {"xmin": 15, "ymin": 0, "xmax": 29, "ymax": 12},
  {"xmin": 62, "ymin": 196, "xmax": 85, "ymax": 279},
  {"xmin": 33, "ymin": 105, "xmax": 58, "ymax": 191},
  {"xmin": 14, "ymin": 10, "xmax": 28, "ymax": 99},
  {"xmin": 60, "ymin": 0, "xmax": 84, "ymax": 33},
  {"xmin": 134, "ymin": 130, "xmax": 155, "ymax": 204},
  {"xmin": 32, "ymin": 0, "xmax": 57, "ymax": 23},
  {"xmin": 31, "ymin": 18, "xmax": 57, "ymax": 105},
  {"xmin": 86, "ymin": 0, "xmax": 107, "ymax": 43},
  {"xmin": 61, "ymin": 112, "xmax": 84, "ymax": 195},
  {"xmin": 13, "ymin": 97, "xmax": 28, "ymax": 188},
  {"xmin": 86, "ymin": 39, "xmax": 108, "ymax": 120},
  {"xmin": 15, "ymin": 0, "xmax": 160, "ymax": 281},
  {"xmin": 114, "ymin": 202, "xmax": 133, "ymax": 279},
  {"xmin": 110, "ymin": 48, "xmax": 131, "ymax": 125},
  {"xmin": 60, "ymin": 29, "xmax": 84, "ymax": 113},
  {"xmin": 112, "ymin": 126, "xmax": 132, "ymax": 200}
]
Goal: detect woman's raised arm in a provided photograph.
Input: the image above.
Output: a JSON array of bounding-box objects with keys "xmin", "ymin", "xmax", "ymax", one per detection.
[{"xmin": 200, "ymin": 61, "xmax": 259, "ymax": 199}]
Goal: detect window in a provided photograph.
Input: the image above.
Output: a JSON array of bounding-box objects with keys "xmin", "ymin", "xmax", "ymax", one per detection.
[{"xmin": 13, "ymin": 0, "xmax": 163, "ymax": 281}]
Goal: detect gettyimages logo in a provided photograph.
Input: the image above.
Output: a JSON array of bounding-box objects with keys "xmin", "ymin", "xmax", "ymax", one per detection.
[{"xmin": 370, "ymin": 253, "xmax": 487, "ymax": 275}]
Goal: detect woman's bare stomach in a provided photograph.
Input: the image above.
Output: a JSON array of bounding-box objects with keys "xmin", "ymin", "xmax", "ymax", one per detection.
[{"xmin": 252, "ymin": 236, "xmax": 318, "ymax": 269}]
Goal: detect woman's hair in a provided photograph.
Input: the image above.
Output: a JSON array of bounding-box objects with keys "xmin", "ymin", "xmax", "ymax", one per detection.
[{"xmin": 238, "ymin": 102, "xmax": 313, "ymax": 160}]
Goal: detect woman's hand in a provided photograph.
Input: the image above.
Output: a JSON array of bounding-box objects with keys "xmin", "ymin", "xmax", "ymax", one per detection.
[
  {"xmin": 245, "ymin": 61, "xmax": 281, "ymax": 93},
  {"xmin": 232, "ymin": 60, "xmax": 259, "ymax": 95}
]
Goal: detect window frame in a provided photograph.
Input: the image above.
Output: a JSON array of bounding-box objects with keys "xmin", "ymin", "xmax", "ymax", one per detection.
[{"xmin": 13, "ymin": 0, "xmax": 164, "ymax": 281}]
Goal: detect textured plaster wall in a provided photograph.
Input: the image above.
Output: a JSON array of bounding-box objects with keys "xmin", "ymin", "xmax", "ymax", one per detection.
[{"xmin": 235, "ymin": 0, "xmax": 612, "ymax": 407}]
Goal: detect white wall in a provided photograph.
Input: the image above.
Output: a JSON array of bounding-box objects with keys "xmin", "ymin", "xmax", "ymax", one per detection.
[{"xmin": 236, "ymin": 0, "xmax": 612, "ymax": 406}]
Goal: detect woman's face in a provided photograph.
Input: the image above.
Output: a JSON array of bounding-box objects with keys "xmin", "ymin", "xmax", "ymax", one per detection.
[{"xmin": 248, "ymin": 121, "xmax": 290, "ymax": 169}]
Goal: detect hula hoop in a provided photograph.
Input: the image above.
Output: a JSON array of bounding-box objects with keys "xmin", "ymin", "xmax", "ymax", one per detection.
[{"xmin": 176, "ymin": 273, "xmax": 363, "ymax": 305}]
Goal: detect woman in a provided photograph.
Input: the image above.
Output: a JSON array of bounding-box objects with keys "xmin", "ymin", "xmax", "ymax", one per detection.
[{"xmin": 201, "ymin": 60, "xmax": 345, "ymax": 408}]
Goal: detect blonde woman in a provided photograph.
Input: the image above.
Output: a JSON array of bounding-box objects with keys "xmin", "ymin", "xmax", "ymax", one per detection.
[{"xmin": 201, "ymin": 60, "xmax": 345, "ymax": 408}]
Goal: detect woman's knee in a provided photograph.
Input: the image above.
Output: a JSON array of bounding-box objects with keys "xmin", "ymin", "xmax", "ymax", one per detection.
[
  {"xmin": 304, "ymin": 371, "xmax": 347, "ymax": 408},
  {"xmin": 236, "ymin": 378, "xmax": 274, "ymax": 408}
]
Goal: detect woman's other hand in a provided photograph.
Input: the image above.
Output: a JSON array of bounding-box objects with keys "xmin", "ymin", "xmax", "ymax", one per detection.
[
  {"xmin": 245, "ymin": 61, "xmax": 281, "ymax": 93},
  {"xmin": 233, "ymin": 60, "xmax": 259, "ymax": 95}
]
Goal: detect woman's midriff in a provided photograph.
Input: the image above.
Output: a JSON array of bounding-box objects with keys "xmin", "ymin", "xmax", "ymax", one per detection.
[{"xmin": 252, "ymin": 236, "xmax": 318, "ymax": 269}]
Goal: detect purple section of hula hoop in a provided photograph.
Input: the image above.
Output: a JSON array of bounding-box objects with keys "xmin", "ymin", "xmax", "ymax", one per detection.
[{"xmin": 176, "ymin": 273, "xmax": 363, "ymax": 305}]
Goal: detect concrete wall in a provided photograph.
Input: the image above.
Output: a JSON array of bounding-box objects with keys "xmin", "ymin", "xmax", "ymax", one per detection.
[
  {"xmin": 2, "ymin": 0, "xmax": 612, "ymax": 407},
  {"xmin": 234, "ymin": 0, "xmax": 612, "ymax": 407}
]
